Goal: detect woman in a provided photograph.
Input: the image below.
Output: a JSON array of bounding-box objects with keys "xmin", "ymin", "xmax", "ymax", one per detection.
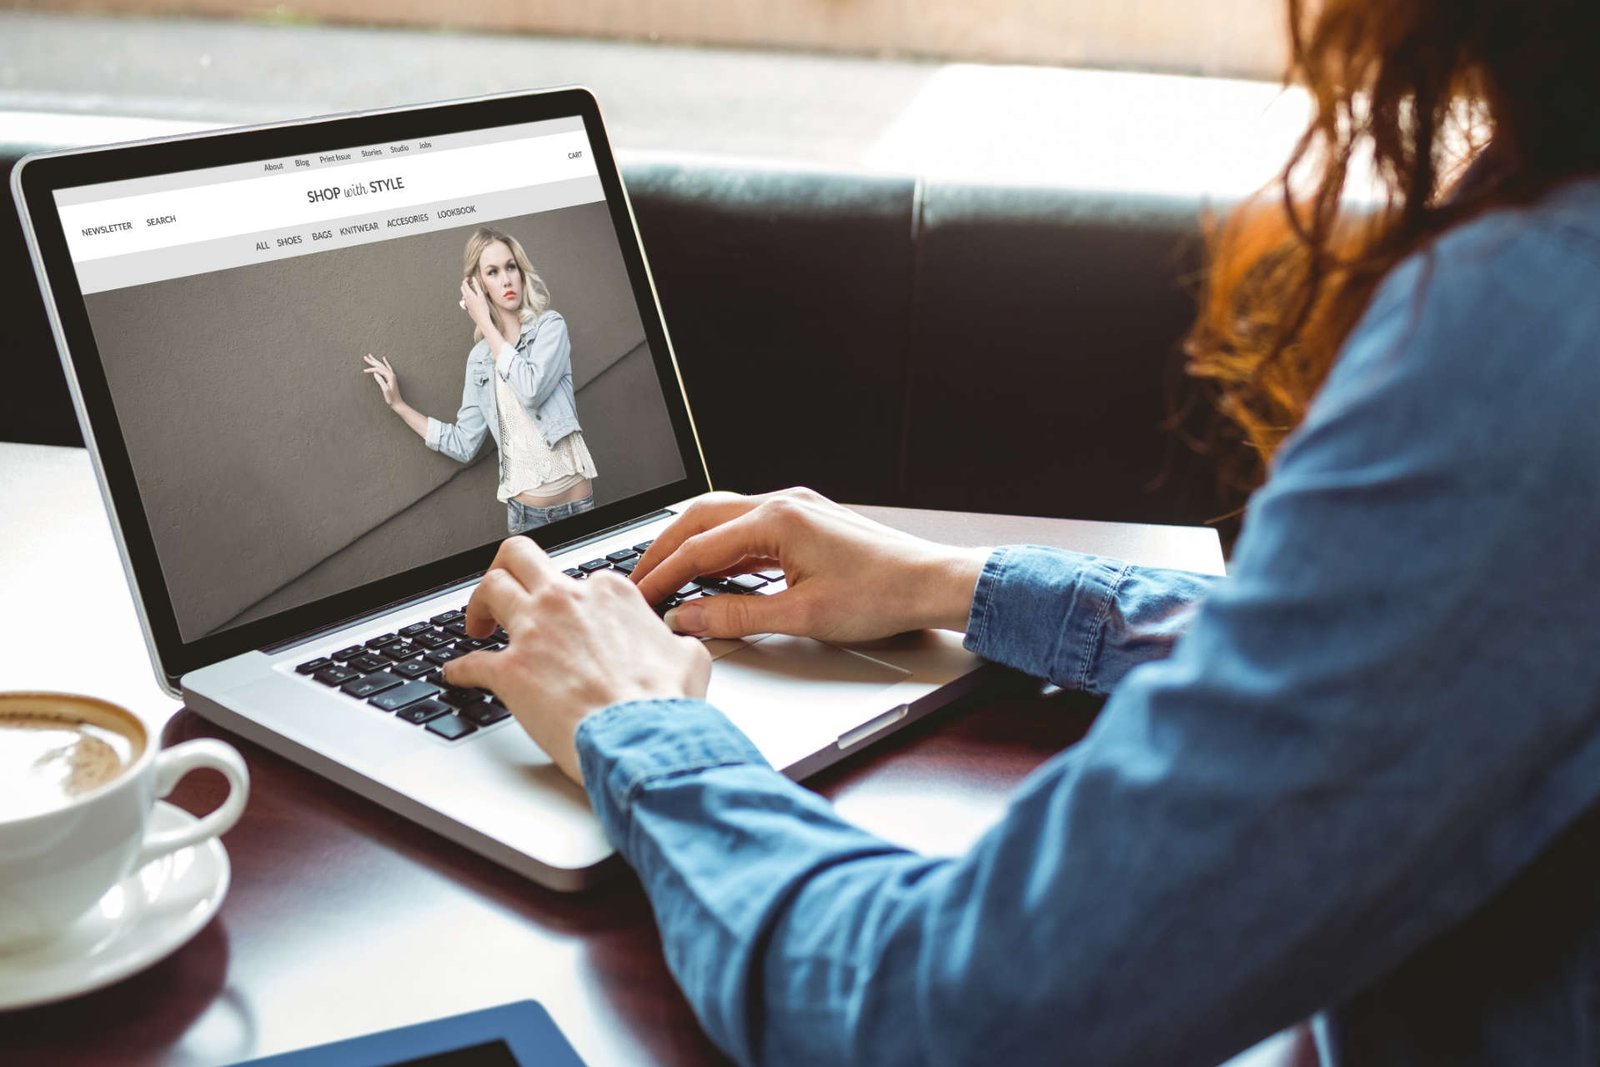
[
  {"xmin": 363, "ymin": 227, "xmax": 598, "ymax": 534},
  {"xmin": 442, "ymin": 2, "xmax": 1600, "ymax": 1064}
]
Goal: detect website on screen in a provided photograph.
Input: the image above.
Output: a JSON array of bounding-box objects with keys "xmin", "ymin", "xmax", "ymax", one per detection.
[{"xmin": 58, "ymin": 118, "xmax": 687, "ymax": 642}]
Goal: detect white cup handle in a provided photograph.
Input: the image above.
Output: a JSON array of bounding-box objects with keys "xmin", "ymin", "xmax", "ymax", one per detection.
[{"xmin": 136, "ymin": 738, "xmax": 250, "ymax": 868}]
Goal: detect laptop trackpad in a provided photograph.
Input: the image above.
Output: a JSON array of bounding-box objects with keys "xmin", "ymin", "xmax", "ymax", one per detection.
[{"xmin": 708, "ymin": 635, "xmax": 911, "ymax": 770}]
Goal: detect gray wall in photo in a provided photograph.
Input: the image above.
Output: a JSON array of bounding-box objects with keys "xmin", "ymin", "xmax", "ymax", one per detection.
[{"xmin": 87, "ymin": 201, "xmax": 685, "ymax": 641}]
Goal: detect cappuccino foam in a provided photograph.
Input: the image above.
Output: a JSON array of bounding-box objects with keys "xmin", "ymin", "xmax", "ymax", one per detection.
[{"xmin": 0, "ymin": 703, "xmax": 142, "ymax": 819}]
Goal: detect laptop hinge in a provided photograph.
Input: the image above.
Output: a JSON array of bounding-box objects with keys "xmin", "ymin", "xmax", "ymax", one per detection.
[
  {"xmin": 262, "ymin": 508, "xmax": 673, "ymax": 655},
  {"xmin": 546, "ymin": 507, "xmax": 672, "ymax": 560}
]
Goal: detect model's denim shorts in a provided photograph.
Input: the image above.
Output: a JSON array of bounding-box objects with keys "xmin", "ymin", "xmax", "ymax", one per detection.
[{"xmin": 506, "ymin": 493, "xmax": 595, "ymax": 534}]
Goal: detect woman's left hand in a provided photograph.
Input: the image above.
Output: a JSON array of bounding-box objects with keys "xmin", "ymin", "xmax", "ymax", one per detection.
[
  {"xmin": 441, "ymin": 537, "xmax": 712, "ymax": 784},
  {"xmin": 459, "ymin": 277, "xmax": 497, "ymax": 338}
]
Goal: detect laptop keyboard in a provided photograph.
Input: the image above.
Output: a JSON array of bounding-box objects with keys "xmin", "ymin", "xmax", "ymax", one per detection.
[{"xmin": 293, "ymin": 540, "xmax": 786, "ymax": 743}]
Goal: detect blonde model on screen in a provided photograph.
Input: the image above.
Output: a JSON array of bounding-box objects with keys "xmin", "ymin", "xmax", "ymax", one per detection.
[{"xmin": 363, "ymin": 227, "xmax": 598, "ymax": 533}]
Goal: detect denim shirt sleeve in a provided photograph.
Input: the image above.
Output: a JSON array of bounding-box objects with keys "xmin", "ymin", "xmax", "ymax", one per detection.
[
  {"xmin": 494, "ymin": 310, "xmax": 571, "ymax": 413},
  {"xmin": 577, "ymin": 211, "xmax": 1600, "ymax": 1067},
  {"xmin": 424, "ymin": 347, "xmax": 490, "ymax": 463},
  {"xmin": 964, "ymin": 546, "xmax": 1217, "ymax": 694}
]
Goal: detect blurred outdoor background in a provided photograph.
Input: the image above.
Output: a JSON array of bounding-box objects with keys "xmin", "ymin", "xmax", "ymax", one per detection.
[
  {"xmin": 11, "ymin": 1, "xmax": 1287, "ymax": 75},
  {"xmin": 0, "ymin": 1, "xmax": 1306, "ymax": 195}
]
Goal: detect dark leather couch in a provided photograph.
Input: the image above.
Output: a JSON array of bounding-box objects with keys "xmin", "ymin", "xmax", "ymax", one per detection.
[{"xmin": 2, "ymin": 131, "xmax": 1239, "ymax": 537}]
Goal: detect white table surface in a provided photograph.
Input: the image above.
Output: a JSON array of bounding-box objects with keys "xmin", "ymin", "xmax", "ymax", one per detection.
[{"xmin": 0, "ymin": 442, "xmax": 181, "ymax": 726}]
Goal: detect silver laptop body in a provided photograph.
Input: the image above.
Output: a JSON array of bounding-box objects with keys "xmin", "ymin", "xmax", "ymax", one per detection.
[{"xmin": 13, "ymin": 89, "xmax": 990, "ymax": 891}]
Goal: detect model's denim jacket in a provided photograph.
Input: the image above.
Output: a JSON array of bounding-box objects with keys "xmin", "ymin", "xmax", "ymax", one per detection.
[
  {"xmin": 424, "ymin": 309, "xmax": 580, "ymax": 464},
  {"xmin": 573, "ymin": 176, "xmax": 1600, "ymax": 1067}
]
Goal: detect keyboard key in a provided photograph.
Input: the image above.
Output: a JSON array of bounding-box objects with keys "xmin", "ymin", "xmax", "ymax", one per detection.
[
  {"xmin": 606, "ymin": 549, "xmax": 638, "ymax": 563},
  {"xmin": 439, "ymin": 687, "xmax": 487, "ymax": 708},
  {"xmin": 443, "ymin": 619, "xmax": 469, "ymax": 637},
  {"xmin": 674, "ymin": 583, "xmax": 701, "ymax": 598},
  {"xmin": 391, "ymin": 658, "xmax": 436, "ymax": 680},
  {"xmin": 426, "ymin": 646, "xmax": 466, "ymax": 665},
  {"xmin": 412, "ymin": 630, "xmax": 451, "ymax": 650},
  {"xmin": 725, "ymin": 574, "xmax": 769, "ymax": 592},
  {"xmin": 755, "ymin": 569, "xmax": 785, "ymax": 582},
  {"xmin": 346, "ymin": 652, "xmax": 388, "ymax": 674},
  {"xmin": 364, "ymin": 633, "xmax": 401, "ymax": 650},
  {"xmin": 578, "ymin": 559, "xmax": 611, "ymax": 573},
  {"xmin": 398, "ymin": 621, "xmax": 433, "ymax": 638},
  {"xmin": 562, "ymin": 568, "xmax": 583, "ymax": 579},
  {"xmin": 460, "ymin": 701, "xmax": 512, "ymax": 727},
  {"xmin": 612, "ymin": 558, "xmax": 638, "ymax": 574},
  {"xmin": 313, "ymin": 664, "xmax": 360, "ymax": 686},
  {"xmin": 652, "ymin": 596, "xmax": 680, "ymax": 617},
  {"xmin": 456, "ymin": 637, "xmax": 495, "ymax": 652},
  {"xmin": 341, "ymin": 672, "xmax": 402, "ymax": 699},
  {"xmin": 368, "ymin": 680, "xmax": 442, "ymax": 711},
  {"xmin": 396, "ymin": 699, "xmax": 451, "ymax": 725},
  {"xmin": 633, "ymin": 540, "xmax": 654, "ymax": 552},
  {"xmin": 426, "ymin": 715, "xmax": 478, "ymax": 741},
  {"xmin": 332, "ymin": 645, "xmax": 366, "ymax": 662},
  {"xmin": 295, "ymin": 657, "xmax": 332, "ymax": 675},
  {"xmin": 383, "ymin": 642, "xmax": 422, "ymax": 661},
  {"xmin": 430, "ymin": 609, "xmax": 464, "ymax": 626}
]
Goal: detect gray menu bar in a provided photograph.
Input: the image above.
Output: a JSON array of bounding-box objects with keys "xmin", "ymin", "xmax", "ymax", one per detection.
[{"xmin": 74, "ymin": 175, "xmax": 604, "ymax": 293}]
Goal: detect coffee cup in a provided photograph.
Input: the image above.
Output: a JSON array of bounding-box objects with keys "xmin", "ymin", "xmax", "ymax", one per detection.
[{"xmin": 0, "ymin": 691, "xmax": 249, "ymax": 953}]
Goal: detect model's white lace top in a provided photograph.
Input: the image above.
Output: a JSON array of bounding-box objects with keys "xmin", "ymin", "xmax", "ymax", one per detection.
[{"xmin": 493, "ymin": 372, "xmax": 596, "ymax": 503}]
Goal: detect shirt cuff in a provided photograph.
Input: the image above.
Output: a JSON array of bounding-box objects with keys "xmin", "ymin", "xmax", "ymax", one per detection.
[
  {"xmin": 964, "ymin": 545, "xmax": 1126, "ymax": 692},
  {"xmin": 576, "ymin": 698, "xmax": 769, "ymax": 848},
  {"xmin": 494, "ymin": 342, "xmax": 518, "ymax": 379},
  {"xmin": 423, "ymin": 415, "xmax": 443, "ymax": 452}
]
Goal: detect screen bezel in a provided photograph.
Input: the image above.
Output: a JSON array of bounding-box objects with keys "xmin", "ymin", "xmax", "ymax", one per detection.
[
  {"xmin": 14, "ymin": 88, "xmax": 711, "ymax": 685},
  {"xmin": 230, "ymin": 999, "xmax": 585, "ymax": 1066}
]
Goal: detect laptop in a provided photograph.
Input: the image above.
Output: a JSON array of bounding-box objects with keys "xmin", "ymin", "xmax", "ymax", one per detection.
[{"xmin": 12, "ymin": 88, "xmax": 995, "ymax": 891}]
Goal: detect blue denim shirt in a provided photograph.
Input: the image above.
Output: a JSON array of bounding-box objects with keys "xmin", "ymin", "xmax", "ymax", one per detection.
[
  {"xmin": 424, "ymin": 309, "xmax": 581, "ymax": 463},
  {"xmin": 574, "ymin": 176, "xmax": 1600, "ymax": 1067}
]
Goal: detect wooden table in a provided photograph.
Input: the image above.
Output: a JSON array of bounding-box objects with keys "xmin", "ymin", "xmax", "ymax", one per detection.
[{"xmin": 1, "ymin": 442, "xmax": 1305, "ymax": 1067}]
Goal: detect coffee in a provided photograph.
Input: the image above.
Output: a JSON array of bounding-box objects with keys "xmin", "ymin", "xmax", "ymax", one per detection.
[
  {"xmin": 0, "ymin": 695, "xmax": 145, "ymax": 820},
  {"xmin": 0, "ymin": 691, "xmax": 245, "ymax": 953}
]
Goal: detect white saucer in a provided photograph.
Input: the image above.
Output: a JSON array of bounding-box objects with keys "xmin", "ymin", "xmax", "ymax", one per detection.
[{"xmin": 0, "ymin": 801, "xmax": 231, "ymax": 1010}]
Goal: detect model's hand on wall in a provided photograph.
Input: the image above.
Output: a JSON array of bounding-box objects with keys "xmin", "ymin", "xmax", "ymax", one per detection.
[
  {"xmin": 362, "ymin": 353, "xmax": 404, "ymax": 407},
  {"xmin": 632, "ymin": 488, "xmax": 990, "ymax": 642},
  {"xmin": 363, "ymin": 353, "xmax": 430, "ymax": 439}
]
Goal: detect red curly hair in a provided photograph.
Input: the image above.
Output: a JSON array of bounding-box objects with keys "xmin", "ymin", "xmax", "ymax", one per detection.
[{"xmin": 1184, "ymin": 0, "xmax": 1600, "ymax": 493}]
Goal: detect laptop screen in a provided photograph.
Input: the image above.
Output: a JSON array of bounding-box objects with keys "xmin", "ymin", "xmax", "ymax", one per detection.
[{"xmin": 38, "ymin": 103, "xmax": 695, "ymax": 650}]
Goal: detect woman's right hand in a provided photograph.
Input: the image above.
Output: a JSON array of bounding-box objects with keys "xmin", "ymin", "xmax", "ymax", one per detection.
[
  {"xmin": 631, "ymin": 488, "xmax": 990, "ymax": 642},
  {"xmin": 363, "ymin": 353, "xmax": 403, "ymax": 408}
]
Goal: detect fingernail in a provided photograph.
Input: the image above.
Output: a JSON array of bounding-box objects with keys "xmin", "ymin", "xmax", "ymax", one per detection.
[{"xmin": 663, "ymin": 602, "xmax": 705, "ymax": 635}]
